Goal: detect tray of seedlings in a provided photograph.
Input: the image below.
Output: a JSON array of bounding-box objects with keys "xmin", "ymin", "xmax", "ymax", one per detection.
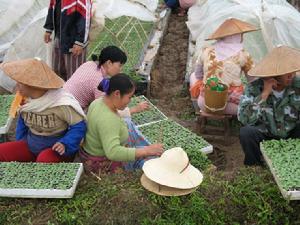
[
  {"xmin": 260, "ymin": 139, "xmax": 300, "ymax": 200},
  {"xmin": 0, "ymin": 95, "xmax": 14, "ymax": 134},
  {"xmin": 0, "ymin": 162, "xmax": 83, "ymax": 198},
  {"xmin": 129, "ymin": 95, "xmax": 168, "ymax": 127},
  {"xmin": 139, "ymin": 119, "xmax": 213, "ymax": 155}
]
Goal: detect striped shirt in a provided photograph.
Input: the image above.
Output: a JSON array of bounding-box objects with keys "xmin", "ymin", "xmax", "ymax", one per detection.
[{"xmin": 64, "ymin": 61, "xmax": 106, "ymax": 110}]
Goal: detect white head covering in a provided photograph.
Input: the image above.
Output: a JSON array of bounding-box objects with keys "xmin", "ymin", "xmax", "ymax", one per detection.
[{"xmin": 214, "ymin": 34, "xmax": 243, "ymax": 61}]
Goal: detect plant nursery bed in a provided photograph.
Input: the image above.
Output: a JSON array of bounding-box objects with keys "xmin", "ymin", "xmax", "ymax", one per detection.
[
  {"xmin": 0, "ymin": 95, "xmax": 14, "ymax": 134},
  {"xmin": 88, "ymin": 16, "xmax": 155, "ymax": 82},
  {"xmin": 139, "ymin": 119, "xmax": 213, "ymax": 155},
  {"xmin": 129, "ymin": 95, "xmax": 167, "ymax": 127},
  {"xmin": 139, "ymin": 119, "xmax": 211, "ymax": 170},
  {"xmin": 261, "ymin": 139, "xmax": 300, "ymax": 200},
  {"xmin": 0, "ymin": 162, "xmax": 83, "ymax": 198}
]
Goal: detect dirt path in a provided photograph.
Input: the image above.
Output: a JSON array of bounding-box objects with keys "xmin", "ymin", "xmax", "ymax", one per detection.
[{"xmin": 149, "ymin": 13, "xmax": 244, "ymax": 175}]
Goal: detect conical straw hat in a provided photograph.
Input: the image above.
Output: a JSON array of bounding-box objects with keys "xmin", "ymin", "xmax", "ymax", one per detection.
[
  {"xmin": 0, "ymin": 58, "xmax": 64, "ymax": 89},
  {"xmin": 142, "ymin": 147, "xmax": 203, "ymax": 189},
  {"xmin": 248, "ymin": 46, "xmax": 300, "ymax": 77},
  {"xmin": 140, "ymin": 174, "xmax": 197, "ymax": 196},
  {"xmin": 206, "ymin": 18, "xmax": 258, "ymax": 40}
]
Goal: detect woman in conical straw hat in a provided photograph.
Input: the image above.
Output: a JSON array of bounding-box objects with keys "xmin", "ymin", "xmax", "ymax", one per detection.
[
  {"xmin": 0, "ymin": 58, "xmax": 86, "ymax": 163},
  {"xmin": 189, "ymin": 18, "xmax": 257, "ymax": 115},
  {"xmin": 238, "ymin": 46, "xmax": 300, "ymax": 166}
]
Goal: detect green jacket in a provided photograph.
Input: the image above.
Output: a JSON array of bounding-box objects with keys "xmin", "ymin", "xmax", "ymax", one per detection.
[{"xmin": 238, "ymin": 77, "xmax": 300, "ymax": 138}]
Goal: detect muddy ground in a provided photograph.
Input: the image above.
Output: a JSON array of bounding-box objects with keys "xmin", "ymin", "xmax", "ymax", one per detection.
[{"xmin": 149, "ymin": 13, "xmax": 244, "ymax": 176}]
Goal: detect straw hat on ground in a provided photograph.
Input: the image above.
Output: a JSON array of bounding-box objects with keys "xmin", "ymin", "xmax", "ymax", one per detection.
[
  {"xmin": 206, "ymin": 18, "xmax": 258, "ymax": 41},
  {"xmin": 140, "ymin": 174, "xmax": 197, "ymax": 196},
  {"xmin": 248, "ymin": 46, "xmax": 300, "ymax": 77},
  {"xmin": 142, "ymin": 147, "xmax": 203, "ymax": 189},
  {"xmin": 0, "ymin": 58, "xmax": 64, "ymax": 89}
]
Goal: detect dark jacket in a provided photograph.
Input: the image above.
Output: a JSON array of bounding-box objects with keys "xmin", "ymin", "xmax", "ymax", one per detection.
[{"xmin": 44, "ymin": 0, "xmax": 92, "ymax": 54}]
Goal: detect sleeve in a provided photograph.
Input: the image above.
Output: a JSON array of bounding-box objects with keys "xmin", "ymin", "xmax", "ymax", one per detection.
[
  {"xmin": 238, "ymin": 83, "xmax": 267, "ymax": 125},
  {"xmin": 74, "ymin": 0, "xmax": 92, "ymax": 47},
  {"xmin": 58, "ymin": 120, "xmax": 87, "ymax": 156},
  {"xmin": 94, "ymin": 88, "xmax": 104, "ymax": 99},
  {"xmin": 15, "ymin": 115, "xmax": 28, "ymax": 141},
  {"xmin": 98, "ymin": 118, "xmax": 136, "ymax": 162},
  {"xmin": 43, "ymin": 1, "xmax": 54, "ymax": 33},
  {"xmin": 117, "ymin": 107, "xmax": 131, "ymax": 118},
  {"xmin": 58, "ymin": 105, "xmax": 85, "ymax": 126}
]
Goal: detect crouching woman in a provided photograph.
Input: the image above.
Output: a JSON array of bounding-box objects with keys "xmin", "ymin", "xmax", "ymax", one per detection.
[
  {"xmin": 80, "ymin": 73, "xmax": 163, "ymax": 173},
  {"xmin": 0, "ymin": 58, "xmax": 86, "ymax": 163}
]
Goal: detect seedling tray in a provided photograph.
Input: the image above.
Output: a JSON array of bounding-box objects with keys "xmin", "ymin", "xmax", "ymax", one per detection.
[
  {"xmin": 139, "ymin": 119, "xmax": 213, "ymax": 155},
  {"xmin": 129, "ymin": 95, "xmax": 167, "ymax": 127},
  {"xmin": 260, "ymin": 140, "xmax": 300, "ymax": 200},
  {"xmin": 0, "ymin": 95, "xmax": 14, "ymax": 134},
  {"xmin": 0, "ymin": 162, "xmax": 83, "ymax": 198}
]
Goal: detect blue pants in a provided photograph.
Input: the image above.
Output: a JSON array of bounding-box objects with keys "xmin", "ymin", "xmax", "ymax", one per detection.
[{"xmin": 123, "ymin": 118, "xmax": 150, "ymax": 170}]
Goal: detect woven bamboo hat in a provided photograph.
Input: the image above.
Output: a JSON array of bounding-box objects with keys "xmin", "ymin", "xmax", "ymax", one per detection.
[
  {"xmin": 142, "ymin": 147, "xmax": 203, "ymax": 189},
  {"xmin": 140, "ymin": 174, "xmax": 197, "ymax": 196},
  {"xmin": 206, "ymin": 18, "xmax": 258, "ymax": 41},
  {"xmin": 248, "ymin": 46, "xmax": 300, "ymax": 77},
  {"xmin": 0, "ymin": 58, "xmax": 64, "ymax": 89}
]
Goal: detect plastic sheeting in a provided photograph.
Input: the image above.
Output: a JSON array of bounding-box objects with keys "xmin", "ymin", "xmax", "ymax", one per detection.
[
  {"xmin": 0, "ymin": 0, "xmax": 159, "ymax": 92},
  {"xmin": 186, "ymin": 0, "xmax": 300, "ymax": 67},
  {"xmin": 93, "ymin": 0, "xmax": 158, "ymax": 21}
]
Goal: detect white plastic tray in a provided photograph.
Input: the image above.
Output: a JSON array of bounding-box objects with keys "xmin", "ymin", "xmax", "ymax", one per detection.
[
  {"xmin": 0, "ymin": 163, "xmax": 83, "ymax": 198},
  {"xmin": 0, "ymin": 117, "xmax": 13, "ymax": 135},
  {"xmin": 141, "ymin": 119, "xmax": 213, "ymax": 155},
  {"xmin": 175, "ymin": 121, "xmax": 213, "ymax": 154},
  {"xmin": 132, "ymin": 95, "xmax": 168, "ymax": 128},
  {"xmin": 260, "ymin": 144, "xmax": 300, "ymax": 201}
]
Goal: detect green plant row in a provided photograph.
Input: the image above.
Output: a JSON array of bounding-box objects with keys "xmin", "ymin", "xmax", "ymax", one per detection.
[
  {"xmin": 88, "ymin": 16, "xmax": 154, "ymax": 81},
  {"xmin": 129, "ymin": 95, "xmax": 167, "ymax": 126},
  {"xmin": 139, "ymin": 119, "xmax": 211, "ymax": 171},
  {"xmin": 262, "ymin": 139, "xmax": 300, "ymax": 191},
  {"xmin": 0, "ymin": 95, "xmax": 14, "ymax": 127},
  {"xmin": 0, "ymin": 162, "xmax": 81, "ymax": 190}
]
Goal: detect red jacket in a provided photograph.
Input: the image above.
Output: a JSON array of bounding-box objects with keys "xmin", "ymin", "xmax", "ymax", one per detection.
[{"xmin": 44, "ymin": 0, "xmax": 92, "ymax": 54}]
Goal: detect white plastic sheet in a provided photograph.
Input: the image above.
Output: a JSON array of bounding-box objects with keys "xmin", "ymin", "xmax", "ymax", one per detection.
[
  {"xmin": 93, "ymin": 0, "xmax": 157, "ymax": 21},
  {"xmin": 0, "ymin": 0, "xmax": 159, "ymax": 92},
  {"xmin": 187, "ymin": 0, "xmax": 300, "ymax": 66}
]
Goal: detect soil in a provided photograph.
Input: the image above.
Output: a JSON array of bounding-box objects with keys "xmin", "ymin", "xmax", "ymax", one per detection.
[{"xmin": 149, "ymin": 13, "xmax": 244, "ymax": 176}]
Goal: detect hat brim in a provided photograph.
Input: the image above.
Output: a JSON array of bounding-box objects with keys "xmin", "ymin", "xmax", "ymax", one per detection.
[
  {"xmin": 140, "ymin": 174, "xmax": 197, "ymax": 196},
  {"xmin": 142, "ymin": 158, "xmax": 203, "ymax": 189},
  {"xmin": 205, "ymin": 29, "xmax": 258, "ymax": 41},
  {"xmin": 0, "ymin": 59, "xmax": 64, "ymax": 90}
]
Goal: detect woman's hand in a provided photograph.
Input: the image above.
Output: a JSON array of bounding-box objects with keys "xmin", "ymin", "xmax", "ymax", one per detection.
[
  {"xmin": 52, "ymin": 142, "xmax": 65, "ymax": 155},
  {"xmin": 44, "ymin": 32, "xmax": 52, "ymax": 43},
  {"xmin": 130, "ymin": 101, "xmax": 149, "ymax": 114},
  {"xmin": 136, "ymin": 143, "xmax": 164, "ymax": 158}
]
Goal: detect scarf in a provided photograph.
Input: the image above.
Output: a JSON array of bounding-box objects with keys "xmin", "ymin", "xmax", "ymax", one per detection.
[
  {"xmin": 19, "ymin": 88, "xmax": 86, "ymax": 119},
  {"xmin": 214, "ymin": 34, "xmax": 243, "ymax": 61}
]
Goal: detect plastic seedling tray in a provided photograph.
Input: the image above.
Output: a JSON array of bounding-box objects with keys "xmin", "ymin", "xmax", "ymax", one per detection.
[
  {"xmin": 129, "ymin": 95, "xmax": 168, "ymax": 127},
  {"xmin": 0, "ymin": 162, "xmax": 83, "ymax": 198},
  {"xmin": 260, "ymin": 141, "xmax": 300, "ymax": 201},
  {"xmin": 0, "ymin": 95, "xmax": 14, "ymax": 135},
  {"xmin": 139, "ymin": 119, "xmax": 213, "ymax": 155}
]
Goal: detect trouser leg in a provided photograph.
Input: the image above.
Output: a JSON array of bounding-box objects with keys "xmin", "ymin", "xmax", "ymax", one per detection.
[{"xmin": 239, "ymin": 126, "xmax": 271, "ymax": 166}]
